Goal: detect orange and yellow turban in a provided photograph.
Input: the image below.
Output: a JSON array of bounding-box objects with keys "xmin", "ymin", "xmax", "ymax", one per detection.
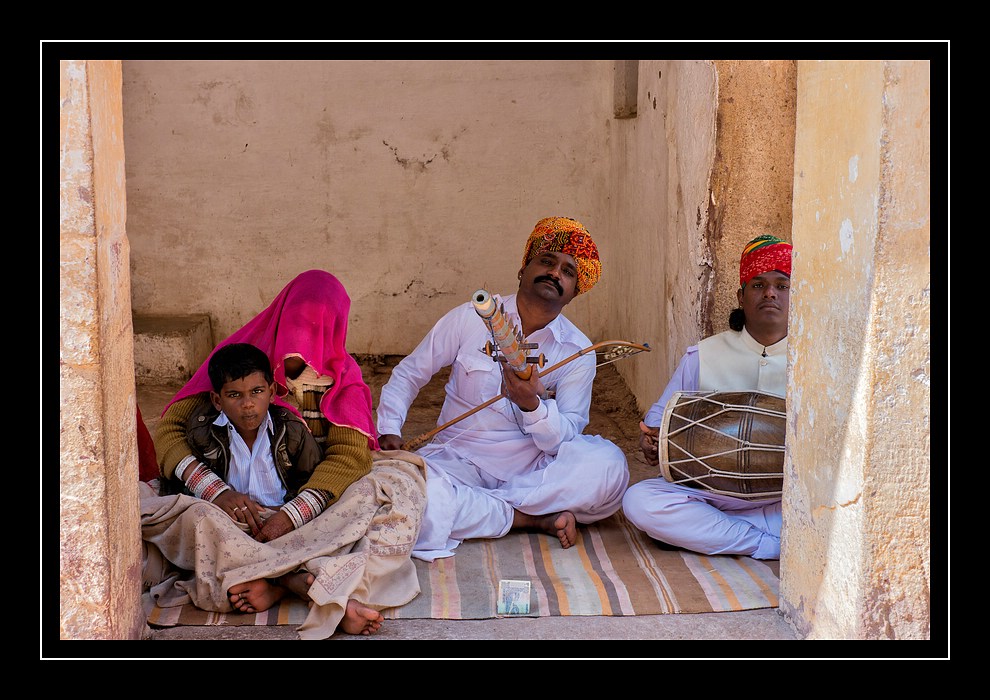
[
  {"xmin": 521, "ymin": 216, "xmax": 602, "ymax": 294},
  {"xmin": 739, "ymin": 234, "xmax": 792, "ymax": 287}
]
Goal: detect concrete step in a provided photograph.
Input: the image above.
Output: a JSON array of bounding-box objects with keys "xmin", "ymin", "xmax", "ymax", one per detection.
[{"xmin": 133, "ymin": 314, "xmax": 214, "ymax": 386}]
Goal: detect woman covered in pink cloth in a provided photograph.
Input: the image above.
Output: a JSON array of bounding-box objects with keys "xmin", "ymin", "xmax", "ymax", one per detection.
[
  {"xmin": 164, "ymin": 268, "xmax": 378, "ymax": 450},
  {"xmin": 147, "ymin": 270, "xmax": 425, "ymax": 636},
  {"xmin": 156, "ymin": 270, "xmax": 379, "ymax": 540}
]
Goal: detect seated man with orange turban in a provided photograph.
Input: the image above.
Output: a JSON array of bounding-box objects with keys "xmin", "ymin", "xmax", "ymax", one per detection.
[
  {"xmin": 623, "ymin": 234, "xmax": 792, "ymax": 559},
  {"xmin": 377, "ymin": 217, "xmax": 629, "ymax": 561}
]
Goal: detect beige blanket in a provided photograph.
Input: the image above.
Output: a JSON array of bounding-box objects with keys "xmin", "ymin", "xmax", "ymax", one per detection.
[{"xmin": 141, "ymin": 451, "xmax": 427, "ymax": 639}]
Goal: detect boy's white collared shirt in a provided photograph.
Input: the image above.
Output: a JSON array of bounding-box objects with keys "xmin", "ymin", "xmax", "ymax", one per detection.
[{"xmin": 214, "ymin": 411, "xmax": 286, "ymax": 507}]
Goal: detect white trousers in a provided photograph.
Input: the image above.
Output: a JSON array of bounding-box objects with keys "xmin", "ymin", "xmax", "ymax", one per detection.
[
  {"xmin": 622, "ymin": 478, "xmax": 782, "ymax": 560},
  {"xmin": 413, "ymin": 434, "xmax": 629, "ymax": 561}
]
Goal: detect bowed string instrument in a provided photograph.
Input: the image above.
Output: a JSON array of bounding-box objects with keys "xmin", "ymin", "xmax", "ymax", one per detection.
[{"xmin": 402, "ymin": 289, "xmax": 650, "ymax": 452}]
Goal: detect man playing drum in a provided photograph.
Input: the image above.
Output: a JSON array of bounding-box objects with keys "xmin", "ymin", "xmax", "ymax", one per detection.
[{"xmin": 622, "ymin": 234, "xmax": 792, "ymax": 560}]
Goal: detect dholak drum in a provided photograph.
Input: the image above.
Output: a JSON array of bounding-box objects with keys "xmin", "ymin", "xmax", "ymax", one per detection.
[{"xmin": 659, "ymin": 391, "xmax": 786, "ymax": 500}]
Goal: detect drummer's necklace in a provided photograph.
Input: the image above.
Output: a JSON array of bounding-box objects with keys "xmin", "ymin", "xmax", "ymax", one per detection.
[{"xmin": 761, "ymin": 347, "xmax": 768, "ymax": 358}]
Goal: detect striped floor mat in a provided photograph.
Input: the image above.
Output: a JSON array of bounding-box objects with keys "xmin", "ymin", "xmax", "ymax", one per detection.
[
  {"xmin": 145, "ymin": 512, "xmax": 778, "ymax": 626},
  {"xmin": 386, "ymin": 511, "xmax": 779, "ymax": 619}
]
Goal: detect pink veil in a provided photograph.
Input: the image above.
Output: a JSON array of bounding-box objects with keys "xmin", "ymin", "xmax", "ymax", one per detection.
[{"xmin": 164, "ymin": 270, "xmax": 379, "ymax": 450}]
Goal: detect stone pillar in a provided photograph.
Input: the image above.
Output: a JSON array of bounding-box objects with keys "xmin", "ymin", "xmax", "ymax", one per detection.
[
  {"xmin": 781, "ymin": 60, "xmax": 930, "ymax": 640},
  {"xmin": 59, "ymin": 60, "xmax": 146, "ymax": 640}
]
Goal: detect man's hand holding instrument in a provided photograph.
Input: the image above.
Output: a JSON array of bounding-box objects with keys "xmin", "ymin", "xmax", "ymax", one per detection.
[{"xmin": 395, "ymin": 289, "xmax": 650, "ymax": 452}]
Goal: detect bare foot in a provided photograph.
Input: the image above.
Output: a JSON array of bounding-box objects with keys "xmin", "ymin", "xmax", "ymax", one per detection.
[
  {"xmin": 513, "ymin": 510, "xmax": 578, "ymax": 548},
  {"xmin": 228, "ymin": 579, "xmax": 287, "ymax": 613},
  {"xmin": 340, "ymin": 599, "xmax": 384, "ymax": 635},
  {"xmin": 277, "ymin": 570, "xmax": 315, "ymax": 598}
]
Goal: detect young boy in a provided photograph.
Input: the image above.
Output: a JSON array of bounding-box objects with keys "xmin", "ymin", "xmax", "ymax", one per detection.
[
  {"xmin": 167, "ymin": 344, "xmax": 318, "ymax": 609},
  {"xmin": 162, "ymin": 341, "xmax": 384, "ymax": 632},
  {"xmin": 162, "ymin": 341, "xmax": 325, "ymax": 537}
]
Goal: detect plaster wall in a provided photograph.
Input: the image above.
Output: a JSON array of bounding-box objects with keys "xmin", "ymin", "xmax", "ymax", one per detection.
[
  {"xmin": 706, "ymin": 61, "xmax": 797, "ymax": 337},
  {"xmin": 59, "ymin": 59, "xmax": 146, "ymax": 639},
  {"xmin": 604, "ymin": 60, "xmax": 718, "ymax": 413},
  {"xmin": 122, "ymin": 60, "xmax": 796, "ymax": 418},
  {"xmin": 123, "ymin": 60, "xmax": 612, "ymax": 355},
  {"xmin": 781, "ymin": 60, "xmax": 931, "ymax": 640},
  {"xmin": 604, "ymin": 60, "xmax": 796, "ymax": 415}
]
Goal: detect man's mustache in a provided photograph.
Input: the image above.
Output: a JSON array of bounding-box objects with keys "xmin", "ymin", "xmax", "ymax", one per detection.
[{"xmin": 534, "ymin": 276, "xmax": 563, "ymax": 295}]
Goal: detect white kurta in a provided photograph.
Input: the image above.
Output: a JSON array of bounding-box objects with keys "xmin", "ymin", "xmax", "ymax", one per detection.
[
  {"xmin": 624, "ymin": 327, "xmax": 785, "ymax": 560},
  {"xmin": 377, "ymin": 294, "xmax": 629, "ymax": 561}
]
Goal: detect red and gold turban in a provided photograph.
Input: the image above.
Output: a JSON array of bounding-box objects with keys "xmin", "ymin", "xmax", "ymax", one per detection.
[
  {"xmin": 521, "ymin": 216, "xmax": 602, "ymax": 294},
  {"xmin": 739, "ymin": 234, "xmax": 792, "ymax": 287}
]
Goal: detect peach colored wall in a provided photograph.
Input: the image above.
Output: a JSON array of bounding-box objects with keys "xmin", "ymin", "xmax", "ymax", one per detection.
[
  {"xmin": 605, "ymin": 60, "xmax": 797, "ymax": 415},
  {"xmin": 706, "ymin": 60, "xmax": 797, "ymax": 337},
  {"xmin": 604, "ymin": 60, "xmax": 716, "ymax": 413},
  {"xmin": 123, "ymin": 60, "xmax": 612, "ymax": 356},
  {"xmin": 121, "ymin": 59, "xmax": 796, "ymax": 419}
]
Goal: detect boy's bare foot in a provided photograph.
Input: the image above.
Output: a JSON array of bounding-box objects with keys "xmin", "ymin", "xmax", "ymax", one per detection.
[
  {"xmin": 229, "ymin": 570, "xmax": 314, "ymax": 613},
  {"xmin": 340, "ymin": 599, "xmax": 384, "ymax": 635},
  {"xmin": 277, "ymin": 570, "xmax": 315, "ymax": 599},
  {"xmin": 228, "ymin": 579, "xmax": 287, "ymax": 613},
  {"xmin": 512, "ymin": 510, "xmax": 578, "ymax": 548}
]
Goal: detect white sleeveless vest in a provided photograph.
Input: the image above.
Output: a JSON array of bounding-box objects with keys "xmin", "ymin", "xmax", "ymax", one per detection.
[{"xmin": 697, "ymin": 327, "xmax": 786, "ymax": 397}]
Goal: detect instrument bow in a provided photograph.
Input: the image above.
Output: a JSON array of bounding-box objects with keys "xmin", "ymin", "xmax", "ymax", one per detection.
[{"xmin": 402, "ymin": 339, "xmax": 650, "ymax": 452}]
